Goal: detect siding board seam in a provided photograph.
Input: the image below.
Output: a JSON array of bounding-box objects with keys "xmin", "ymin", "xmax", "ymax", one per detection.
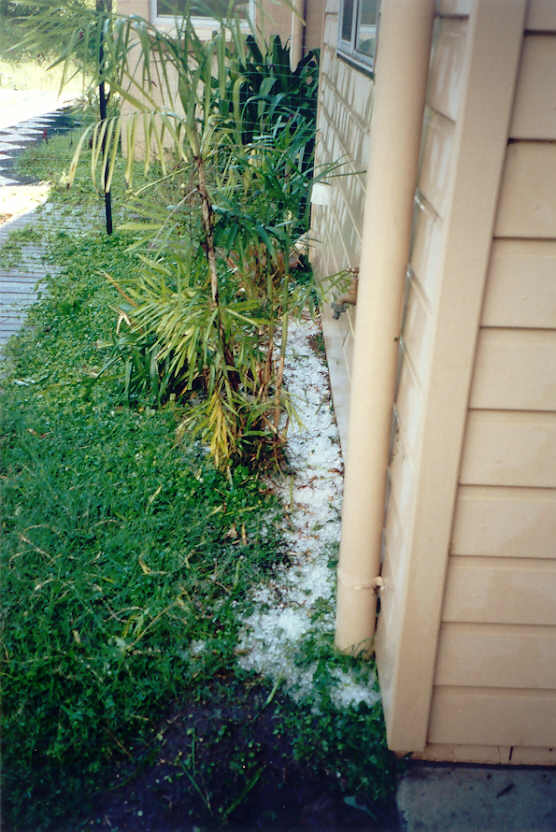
[
  {"xmin": 507, "ymin": 138, "xmax": 556, "ymax": 144},
  {"xmin": 324, "ymin": 200, "xmax": 361, "ymax": 269},
  {"xmin": 426, "ymin": 103, "xmax": 456, "ymax": 126},
  {"xmin": 408, "ymin": 272, "xmax": 435, "ymax": 318},
  {"xmin": 415, "ymin": 189, "xmax": 441, "ymax": 221},
  {"xmin": 329, "ymin": 198, "xmax": 363, "ymax": 255},
  {"xmin": 433, "ymin": 684, "xmax": 556, "ymax": 696},
  {"xmin": 397, "ymin": 339, "xmax": 427, "ymax": 389},
  {"xmin": 314, "ymin": 162, "xmax": 366, "ymax": 251},
  {"xmin": 467, "ymin": 406, "xmax": 556, "ymax": 415},
  {"xmin": 437, "ymin": 16, "xmax": 470, "ymax": 22},
  {"xmin": 456, "ymin": 483, "xmax": 556, "ymax": 494},
  {"xmin": 447, "ymin": 554, "xmax": 556, "ymax": 568},
  {"xmin": 318, "ymin": 96, "xmax": 373, "ymax": 141},
  {"xmin": 494, "ymin": 236, "xmax": 556, "ymax": 242},
  {"xmin": 440, "ymin": 622, "xmax": 556, "ymax": 632},
  {"xmin": 478, "ymin": 325, "xmax": 556, "ymax": 333}
]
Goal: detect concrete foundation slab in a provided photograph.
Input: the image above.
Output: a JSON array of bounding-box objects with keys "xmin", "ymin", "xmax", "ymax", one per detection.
[{"xmin": 397, "ymin": 763, "xmax": 556, "ymax": 832}]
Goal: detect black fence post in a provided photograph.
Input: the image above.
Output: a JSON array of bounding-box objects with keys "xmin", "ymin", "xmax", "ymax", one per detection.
[{"xmin": 97, "ymin": 0, "xmax": 113, "ymax": 235}]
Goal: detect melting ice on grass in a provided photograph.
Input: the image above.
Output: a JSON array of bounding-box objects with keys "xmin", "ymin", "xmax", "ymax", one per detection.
[{"xmin": 237, "ymin": 317, "xmax": 381, "ymax": 711}]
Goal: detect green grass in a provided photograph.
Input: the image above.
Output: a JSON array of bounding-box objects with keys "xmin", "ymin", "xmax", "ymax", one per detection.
[
  {"xmin": 14, "ymin": 122, "xmax": 137, "ymax": 203},
  {"xmin": 0, "ymin": 17, "xmax": 88, "ymax": 96},
  {"xmin": 0, "ymin": 18, "xmax": 86, "ymax": 94},
  {"xmin": 0, "ymin": 224, "xmax": 42, "ymax": 267},
  {"xmin": 1, "ymin": 124, "xmax": 396, "ymax": 831},
  {"xmin": 0, "ymin": 224, "xmax": 284, "ymax": 827}
]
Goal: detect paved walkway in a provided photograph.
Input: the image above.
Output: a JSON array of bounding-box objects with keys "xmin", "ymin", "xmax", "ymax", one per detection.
[
  {"xmin": 0, "ymin": 98, "xmax": 97, "ymax": 353},
  {"xmin": 397, "ymin": 761, "xmax": 556, "ymax": 831},
  {"xmin": 0, "ymin": 94, "xmax": 78, "ymax": 187},
  {"xmin": 0, "ymin": 89, "xmax": 74, "ymax": 132},
  {"xmin": 0, "ymin": 209, "xmax": 49, "ymax": 348},
  {"xmin": 0, "ymin": 101, "xmax": 62, "ymax": 350}
]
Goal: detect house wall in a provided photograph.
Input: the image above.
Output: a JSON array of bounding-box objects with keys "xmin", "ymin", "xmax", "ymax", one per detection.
[
  {"xmin": 304, "ymin": 0, "xmax": 324, "ymax": 52},
  {"xmin": 423, "ymin": 0, "xmax": 556, "ymax": 765},
  {"xmin": 374, "ymin": 0, "xmax": 479, "ymax": 753},
  {"xmin": 118, "ymin": 0, "xmax": 149, "ymax": 17},
  {"xmin": 368, "ymin": 0, "xmax": 556, "ymax": 763},
  {"xmin": 117, "ymin": 0, "xmax": 320, "ymax": 51},
  {"xmin": 311, "ymin": 0, "xmax": 373, "ymax": 452},
  {"xmin": 256, "ymin": 0, "xmax": 324, "ymax": 51},
  {"xmin": 118, "ymin": 0, "xmax": 322, "ymax": 160},
  {"xmin": 256, "ymin": 0, "xmax": 292, "ymax": 44}
]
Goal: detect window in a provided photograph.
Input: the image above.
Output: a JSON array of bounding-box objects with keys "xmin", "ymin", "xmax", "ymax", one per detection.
[
  {"xmin": 151, "ymin": 0, "xmax": 253, "ymax": 23},
  {"xmin": 338, "ymin": 0, "xmax": 380, "ymax": 72}
]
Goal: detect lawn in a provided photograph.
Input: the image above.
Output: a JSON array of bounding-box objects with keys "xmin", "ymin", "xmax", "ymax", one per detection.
[
  {"xmin": 0, "ymin": 17, "xmax": 85, "ymax": 96},
  {"xmin": 0, "ymin": 119, "xmax": 397, "ymax": 831}
]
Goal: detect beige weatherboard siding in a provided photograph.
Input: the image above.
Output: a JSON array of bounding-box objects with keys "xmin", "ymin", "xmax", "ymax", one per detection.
[
  {"xmin": 118, "ymin": 0, "xmax": 149, "ymax": 15},
  {"xmin": 424, "ymin": 1, "xmax": 556, "ymax": 763},
  {"xmin": 373, "ymin": 0, "xmax": 523, "ymax": 752},
  {"xmin": 312, "ymin": 0, "xmax": 436, "ymax": 458},
  {"xmin": 331, "ymin": 0, "xmax": 435, "ymax": 655},
  {"xmin": 310, "ymin": 0, "xmax": 374, "ymax": 453},
  {"xmin": 330, "ymin": 0, "xmax": 556, "ymax": 765}
]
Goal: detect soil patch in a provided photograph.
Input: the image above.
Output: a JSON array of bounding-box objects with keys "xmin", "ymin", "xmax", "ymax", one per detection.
[{"xmin": 74, "ymin": 683, "xmax": 400, "ymax": 832}]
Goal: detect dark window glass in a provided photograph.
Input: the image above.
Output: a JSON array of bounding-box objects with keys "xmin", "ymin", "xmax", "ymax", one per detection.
[
  {"xmin": 157, "ymin": 0, "xmax": 248, "ymax": 18},
  {"xmin": 338, "ymin": 0, "xmax": 379, "ymax": 70},
  {"xmin": 340, "ymin": 0, "xmax": 354, "ymax": 42},
  {"xmin": 355, "ymin": 0, "xmax": 378, "ymax": 59}
]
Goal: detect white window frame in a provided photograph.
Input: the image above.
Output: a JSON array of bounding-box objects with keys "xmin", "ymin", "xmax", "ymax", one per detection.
[
  {"xmin": 337, "ymin": 0, "xmax": 380, "ymax": 74},
  {"xmin": 150, "ymin": 0, "xmax": 255, "ymax": 36}
]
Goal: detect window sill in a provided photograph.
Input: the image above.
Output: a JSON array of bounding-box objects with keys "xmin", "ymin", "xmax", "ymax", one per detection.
[
  {"xmin": 337, "ymin": 48, "xmax": 375, "ymax": 78},
  {"xmin": 152, "ymin": 15, "xmax": 251, "ymax": 32}
]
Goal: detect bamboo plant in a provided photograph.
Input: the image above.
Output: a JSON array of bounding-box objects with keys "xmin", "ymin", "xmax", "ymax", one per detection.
[{"xmin": 25, "ymin": 4, "xmax": 341, "ymax": 467}]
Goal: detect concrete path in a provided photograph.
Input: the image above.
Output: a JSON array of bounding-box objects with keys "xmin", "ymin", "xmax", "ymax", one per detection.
[
  {"xmin": 0, "ymin": 208, "xmax": 49, "ymax": 348},
  {"xmin": 0, "ymin": 95, "xmax": 78, "ymax": 187},
  {"xmin": 0, "ymin": 101, "xmax": 62, "ymax": 350},
  {"xmin": 0, "ymin": 88, "xmax": 74, "ymax": 132},
  {"xmin": 0, "ymin": 191, "xmax": 106, "ymax": 352},
  {"xmin": 0, "ymin": 98, "xmax": 99, "ymax": 353},
  {"xmin": 396, "ymin": 762, "xmax": 556, "ymax": 831}
]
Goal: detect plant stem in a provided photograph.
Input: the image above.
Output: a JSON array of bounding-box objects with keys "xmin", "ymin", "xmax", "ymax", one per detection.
[
  {"xmin": 195, "ymin": 154, "xmax": 238, "ymax": 392},
  {"xmin": 195, "ymin": 155, "xmax": 219, "ymax": 306}
]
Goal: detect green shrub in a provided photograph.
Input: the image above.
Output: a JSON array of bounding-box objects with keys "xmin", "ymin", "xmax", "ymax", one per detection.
[
  {"xmin": 54, "ymin": 12, "xmax": 341, "ymax": 468},
  {"xmin": 0, "ymin": 228, "xmax": 283, "ymax": 829}
]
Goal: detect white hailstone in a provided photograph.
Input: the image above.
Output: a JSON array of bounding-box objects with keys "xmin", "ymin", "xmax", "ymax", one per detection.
[{"xmin": 237, "ymin": 317, "xmax": 380, "ymax": 712}]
